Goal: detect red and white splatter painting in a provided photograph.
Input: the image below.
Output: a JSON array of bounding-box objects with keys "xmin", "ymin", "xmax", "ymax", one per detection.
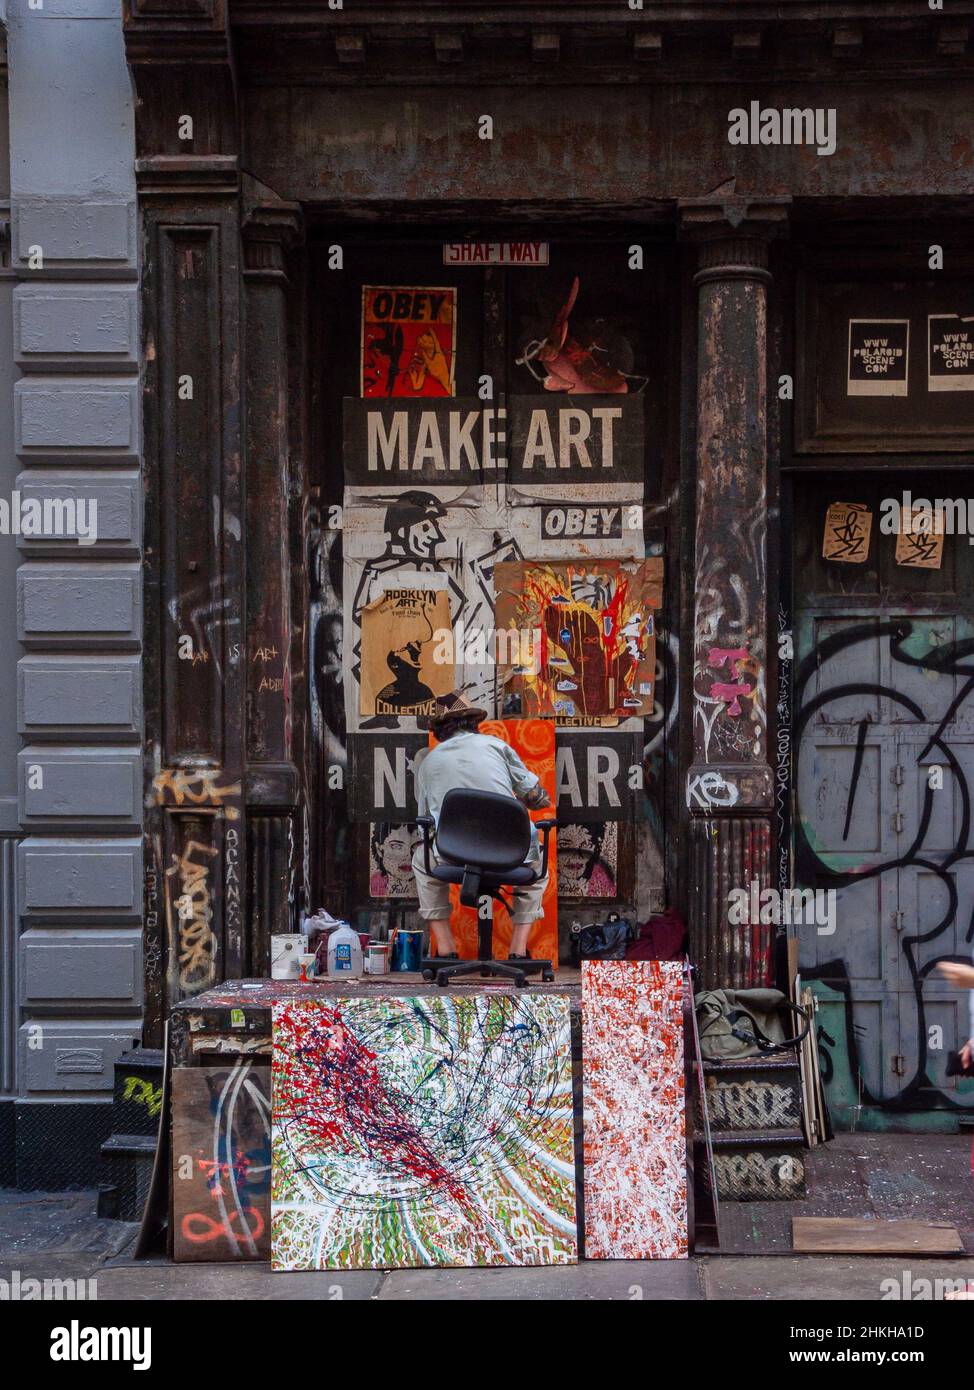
[{"xmin": 581, "ymin": 960, "xmax": 688, "ymax": 1260}]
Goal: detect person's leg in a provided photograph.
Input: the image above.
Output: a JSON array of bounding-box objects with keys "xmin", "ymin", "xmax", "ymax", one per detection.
[
  {"xmin": 510, "ymin": 854, "xmax": 548, "ymax": 957},
  {"xmin": 411, "ymin": 844, "xmax": 458, "ymax": 955}
]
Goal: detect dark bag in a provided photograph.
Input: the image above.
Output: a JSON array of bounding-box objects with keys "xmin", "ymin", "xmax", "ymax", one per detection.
[
  {"xmin": 569, "ymin": 913, "xmax": 634, "ymax": 966},
  {"xmin": 695, "ymin": 987, "xmax": 811, "ymax": 1060},
  {"xmin": 946, "ymin": 1050, "xmax": 974, "ymax": 1078}
]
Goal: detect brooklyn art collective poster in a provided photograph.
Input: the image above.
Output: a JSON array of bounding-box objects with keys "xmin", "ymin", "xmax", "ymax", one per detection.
[{"xmin": 361, "ymin": 285, "xmax": 457, "ymax": 398}]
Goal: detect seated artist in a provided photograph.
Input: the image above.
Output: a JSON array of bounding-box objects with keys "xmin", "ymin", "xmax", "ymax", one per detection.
[{"xmin": 412, "ymin": 691, "xmax": 551, "ymax": 962}]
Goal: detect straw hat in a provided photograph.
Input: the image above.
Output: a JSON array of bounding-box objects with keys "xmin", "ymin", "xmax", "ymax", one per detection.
[{"xmin": 427, "ymin": 690, "xmax": 488, "ymax": 732}]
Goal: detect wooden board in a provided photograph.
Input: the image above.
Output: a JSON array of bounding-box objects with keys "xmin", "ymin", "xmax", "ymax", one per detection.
[
  {"xmin": 793, "ymin": 1217, "xmax": 964, "ymax": 1255},
  {"xmin": 172, "ymin": 1062, "xmax": 271, "ymax": 1262}
]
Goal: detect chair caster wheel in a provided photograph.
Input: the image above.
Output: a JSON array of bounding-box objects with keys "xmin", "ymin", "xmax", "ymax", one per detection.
[
  {"xmin": 515, "ymin": 976, "xmax": 527, "ymax": 988},
  {"xmin": 421, "ymin": 968, "xmax": 434, "ymax": 982},
  {"xmin": 435, "ymin": 971, "xmax": 449, "ymax": 988},
  {"xmin": 542, "ymin": 970, "xmax": 555, "ymax": 982}
]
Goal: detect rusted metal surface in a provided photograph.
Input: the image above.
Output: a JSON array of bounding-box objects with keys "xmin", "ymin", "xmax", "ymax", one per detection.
[{"xmin": 691, "ymin": 816, "xmax": 773, "ymax": 989}]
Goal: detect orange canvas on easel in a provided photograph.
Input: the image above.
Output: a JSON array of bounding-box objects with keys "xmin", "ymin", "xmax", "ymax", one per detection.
[{"xmin": 430, "ymin": 718, "xmax": 558, "ymax": 963}]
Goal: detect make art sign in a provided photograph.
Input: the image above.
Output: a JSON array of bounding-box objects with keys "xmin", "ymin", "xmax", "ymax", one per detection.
[
  {"xmin": 343, "ymin": 397, "xmax": 643, "ymax": 486},
  {"xmin": 443, "ymin": 242, "xmax": 549, "ymax": 266}
]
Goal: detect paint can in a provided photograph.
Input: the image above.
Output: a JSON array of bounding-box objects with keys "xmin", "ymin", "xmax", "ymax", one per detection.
[
  {"xmin": 390, "ymin": 929, "xmax": 424, "ymax": 973},
  {"xmin": 365, "ymin": 943, "xmax": 391, "ymax": 975}
]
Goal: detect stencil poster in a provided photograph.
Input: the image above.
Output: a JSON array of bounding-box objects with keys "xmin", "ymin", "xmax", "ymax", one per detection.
[
  {"xmin": 361, "ymin": 286, "xmax": 457, "ymax": 398},
  {"xmin": 359, "ymin": 586, "xmax": 454, "ymax": 719}
]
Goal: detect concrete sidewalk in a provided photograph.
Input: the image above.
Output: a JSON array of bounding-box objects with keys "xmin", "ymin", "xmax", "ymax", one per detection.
[{"xmin": 1, "ymin": 1133, "xmax": 973, "ymax": 1301}]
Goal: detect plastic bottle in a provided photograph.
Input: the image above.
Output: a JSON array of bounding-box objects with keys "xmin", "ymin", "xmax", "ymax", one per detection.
[{"xmin": 327, "ymin": 922, "xmax": 364, "ymax": 979}]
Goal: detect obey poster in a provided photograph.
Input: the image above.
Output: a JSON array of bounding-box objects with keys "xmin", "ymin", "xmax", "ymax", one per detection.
[{"xmin": 361, "ymin": 286, "xmax": 457, "ymax": 398}]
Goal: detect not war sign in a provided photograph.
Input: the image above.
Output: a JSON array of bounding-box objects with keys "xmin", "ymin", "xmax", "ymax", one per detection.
[{"xmin": 555, "ymin": 731, "xmax": 642, "ymax": 821}]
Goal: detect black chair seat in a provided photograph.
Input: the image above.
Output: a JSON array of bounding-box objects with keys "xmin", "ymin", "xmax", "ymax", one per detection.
[
  {"xmin": 417, "ymin": 787, "xmax": 558, "ymax": 987},
  {"xmin": 431, "ymin": 862, "xmax": 537, "ymax": 887}
]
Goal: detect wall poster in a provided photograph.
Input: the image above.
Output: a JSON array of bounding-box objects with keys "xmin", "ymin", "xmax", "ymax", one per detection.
[
  {"xmin": 846, "ymin": 319, "xmax": 909, "ymax": 397},
  {"xmin": 822, "ymin": 501, "xmax": 872, "ymax": 564},
  {"xmin": 358, "ymin": 584, "xmax": 454, "ymax": 718},
  {"xmin": 361, "ymin": 286, "xmax": 457, "ymax": 398},
  {"xmin": 928, "ymin": 314, "xmax": 974, "ymax": 392},
  {"xmin": 494, "ymin": 558, "xmax": 662, "ymax": 718}
]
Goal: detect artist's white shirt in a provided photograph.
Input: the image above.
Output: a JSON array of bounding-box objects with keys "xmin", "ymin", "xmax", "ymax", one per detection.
[{"xmin": 416, "ymin": 731, "xmax": 541, "ymax": 837}]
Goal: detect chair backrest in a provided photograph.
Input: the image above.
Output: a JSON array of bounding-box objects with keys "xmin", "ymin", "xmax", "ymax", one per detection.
[{"xmin": 435, "ymin": 788, "xmax": 532, "ymax": 872}]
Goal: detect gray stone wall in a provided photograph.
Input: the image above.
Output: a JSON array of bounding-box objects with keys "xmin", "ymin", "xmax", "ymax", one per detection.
[{"xmin": 2, "ymin": 0, "xmax": 142, "ymax": 1118}]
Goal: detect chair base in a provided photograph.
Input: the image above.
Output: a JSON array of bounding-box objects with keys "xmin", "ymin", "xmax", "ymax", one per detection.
[{"xmin": 420, "ymin": 956, "xmax": 555, "ymax": 988}]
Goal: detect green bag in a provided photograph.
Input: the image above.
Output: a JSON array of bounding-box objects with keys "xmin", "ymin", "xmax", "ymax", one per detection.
[{"xmin": 695, "ymin": 987, "xmax": 810, "ymax": 1061}]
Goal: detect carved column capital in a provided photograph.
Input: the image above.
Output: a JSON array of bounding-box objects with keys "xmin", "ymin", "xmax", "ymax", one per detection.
[{"xmin": 680, "ymin": 192, "xmax": 790, "ymax": 285}]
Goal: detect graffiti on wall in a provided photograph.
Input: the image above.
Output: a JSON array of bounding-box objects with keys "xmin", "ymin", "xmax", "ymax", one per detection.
[{"xmin": 795, "ymin": 617, "xmax": 974, "ymax": 1112}]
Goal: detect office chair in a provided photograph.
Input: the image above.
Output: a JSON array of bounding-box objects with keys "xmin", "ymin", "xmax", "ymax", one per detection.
[{"xmin": 417, "ymin": 787, "xmax": 556, "ymax": 987}]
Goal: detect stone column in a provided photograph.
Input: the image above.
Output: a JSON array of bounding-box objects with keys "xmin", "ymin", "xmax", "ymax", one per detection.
[
  {"xmin": 681, "ymin": 197, "xmax": 789, "ymax": 988},
  {"xmin": 242, "ymin": 188, "xmax": 304, "ymax": 964}
]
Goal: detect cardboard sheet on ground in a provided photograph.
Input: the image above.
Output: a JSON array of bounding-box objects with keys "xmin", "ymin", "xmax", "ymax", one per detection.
[
  {"xmin": 271, "ymin": 996, "xmax": 577, "ymax": 1270},
  {"xmin": 171, "ymin": 1063, "xmax": 271, "ymax": 1263},
  {"xmin": 582, "ymin": 960, "xmax": 688, "ymax": 1260},
  {"xmin": 495, "ymin": 558, "xmax": 662, "ymax": 718},
  {"xmin": 427, "ymin": 717, "xmax": 558, "ymax": 961},
  {"xmin": 359, "ymin": 585, "xmax": 454, "ymax": 718}
]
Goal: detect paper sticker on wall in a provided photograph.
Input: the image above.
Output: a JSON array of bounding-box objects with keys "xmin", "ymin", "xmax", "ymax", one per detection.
[
  {"xmin": 822, "ymin": 501, "xmax": 872, "ymax": 563},
  {"xmin": 359, "ymin": 586, "xmax": 454, "ymax": 718},
  {"xmin": 895, "ymin": 505, "xmax": 945, "ymax": 570},
  {"xmin": 361, "ymin": 286, "xmax": 456, "ymax": 398},
  {"xmin": 928, "ymin": 314, "xmax": 974, "ymax": 392},
  {"xmin": 494, "ymin": 558, "xmax": 662, "ymax": 718},
  {"xmin": 433, "ymin": 718, "xmax": 558, "ymax": 963},
  {"xmin": 847, "ymin": 318, "xmax": 909, "ymax": 397},
  {"xmin": 558, "ymin": 822, "xmax": 618, "ymax": 899}
]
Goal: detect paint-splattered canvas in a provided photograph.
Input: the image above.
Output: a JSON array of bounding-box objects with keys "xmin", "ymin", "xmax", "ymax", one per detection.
[
  {"xmin": 495, "ymin": 558, "xmax": 663, "ymax": 719},
  {"xmin": 582, "ymin": 960, "xmax": 687, "ymax": 1260},
  {"xmin": 271, "ymin": 996, "xmax": 577, "ymax": 1270}
]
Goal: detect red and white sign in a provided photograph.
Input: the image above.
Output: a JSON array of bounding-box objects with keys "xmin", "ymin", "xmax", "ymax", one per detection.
[{"xmin": 442, "ymin": 241, "xmax": 549, "ymax": 267}]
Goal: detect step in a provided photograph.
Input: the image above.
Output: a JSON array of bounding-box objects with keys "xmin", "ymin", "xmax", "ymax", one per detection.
[
  {"xmin": 701, "ymin": 1127, "xmax": 807, "ymax": 1203},
  {"xmin": 701, "ymin": 1057, "xmax": 803, "ymax": 1133},
  {"xmin": 110, "ymin": 1050, "xmax": 165, "ymax": 1137},
  {"xmin": 97, "ymin": 1134, "xmax": 158, "ymax": 1223}
]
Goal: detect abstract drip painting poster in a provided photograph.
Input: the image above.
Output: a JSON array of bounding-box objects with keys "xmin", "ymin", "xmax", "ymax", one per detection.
[
  {"xmin": 494, "ymin": 558, "xmax": 663, "ymax": 719},
  {"xmin": 271, "ymin": 996, "xmax": 578, "ymax": 1270},
  {"xmin": 581, "ymin": 960, "xmax": 688, "ymax": 1260}
]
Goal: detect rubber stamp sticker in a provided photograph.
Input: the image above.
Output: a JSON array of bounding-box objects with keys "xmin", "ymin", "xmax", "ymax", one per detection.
[
  {"xmin": 847, "ymin": 319, "xmax": 909, "ymax": 397},
  {"xmin": 823, "ymin": 502, "xmax": 872, "ymax": 563},
  {"xmin": 361, "ymin": 286, "xmax": 457, "ymax": 398},
  {"xmin": 895, "ymin": 505, "xmax": 944, "ymax": 570}
]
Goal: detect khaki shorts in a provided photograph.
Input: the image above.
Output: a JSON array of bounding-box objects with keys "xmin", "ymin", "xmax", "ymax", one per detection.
[{"xmin": 411, "ymin": 840, "xmax": 547, "ymax": 926}]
